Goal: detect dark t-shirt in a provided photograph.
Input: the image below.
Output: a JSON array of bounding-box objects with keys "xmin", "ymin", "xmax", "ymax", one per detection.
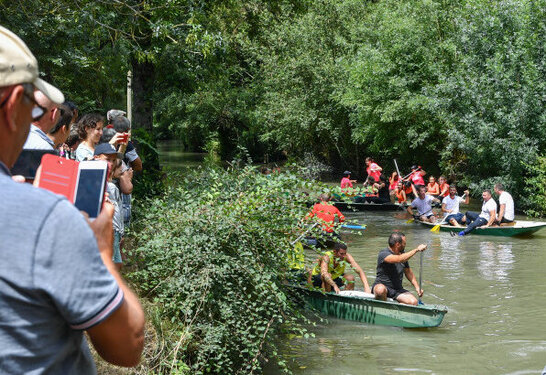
[
  {"xmin": 374, "ymin": 248, "xmax": 409, "ymax": 290},
  {"xmin": 377, "ymin": 175, "xmax": 390, "ymax": 200}
]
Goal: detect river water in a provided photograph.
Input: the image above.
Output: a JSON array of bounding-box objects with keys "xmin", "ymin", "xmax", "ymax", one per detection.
[
  {"xmin": 279, "ymin": 210, "xmax": 546, "ymax": 375},
  {"xmin": 157, "ymin": 144, "xmax": 546, "ymax": 374}
]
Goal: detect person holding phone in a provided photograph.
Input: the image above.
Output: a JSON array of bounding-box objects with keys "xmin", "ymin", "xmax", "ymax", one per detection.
[
  {"xmin": 75, "ymin": 113, "xmax": 104, "ymax": 161},
  {"xmin": 0, "ymin": 26, "xmax": 144, "ymax": 373}
]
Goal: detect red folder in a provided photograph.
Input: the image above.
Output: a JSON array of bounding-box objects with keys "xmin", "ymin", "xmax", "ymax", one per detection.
[{"xmin": 37, "ymin": 154, "xmax": 79, "ymax": 202}]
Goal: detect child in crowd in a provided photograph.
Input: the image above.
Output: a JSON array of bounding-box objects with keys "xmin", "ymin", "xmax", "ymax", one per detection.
[
  {"xmin": 426, "ymin": 176, "xmax": 440, "ymax": 196},
  {"xmin": 394, "ymin": 182, "xmax": 407, "ymax": 204},
  {"xmin": 340, "ymin": 170, "xmax": 357, "ymax": 195},
  {"xmin": 438, "ymin": 176, "xmax": 450, "ymax": 197},
  {"xmin": 107, "ymin": 158, "xmax": 124, "ymax": 270}
]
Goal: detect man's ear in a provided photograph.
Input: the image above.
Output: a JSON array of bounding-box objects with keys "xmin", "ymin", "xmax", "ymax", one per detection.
[{"xmin": 5, "ymin": 86, "xmax": 25, "ymax": 133}]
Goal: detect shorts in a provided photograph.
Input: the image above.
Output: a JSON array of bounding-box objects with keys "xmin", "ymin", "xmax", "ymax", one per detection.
[
  {"xmin": 372, "ymin": 283, "xmax": 409, "ymax": 299},
  {"xmin": 446, "ymin": 213, "xmax": 465, "ymax": 224},
  {"xmin": 113, "ymin": 231, "xmax": 122, "ymax": 264},
  {"xmin": 312, "ymin": 274, "xmax": 344, "ymax": 289}
]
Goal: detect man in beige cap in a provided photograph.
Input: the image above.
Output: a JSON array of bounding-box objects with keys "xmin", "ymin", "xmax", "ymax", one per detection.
[{"xmin": 0, "ymin": 26, "xmax": 145, "ymax": 373}]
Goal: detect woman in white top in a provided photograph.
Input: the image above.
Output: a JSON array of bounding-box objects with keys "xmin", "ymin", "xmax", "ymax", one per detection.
[{"xmin": 75, "ymin": 113, "xmax": 104, "ymax": 161}]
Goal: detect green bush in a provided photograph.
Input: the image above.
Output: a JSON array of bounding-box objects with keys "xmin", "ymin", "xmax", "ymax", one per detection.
[
  {"xmin": 523, "ymin": 156, "xmax": 546, "ymax": 217},
  {"xmin": 127, "ymin": 166, "xmax": 319, "ymax": 374}
]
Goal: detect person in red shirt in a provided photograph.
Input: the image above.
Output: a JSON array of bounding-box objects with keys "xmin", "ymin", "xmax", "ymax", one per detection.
[
  {"xmin": 307, "ymin": 194, "xmax": 345, "ymax": 233},
  {"xmin": 409, "ymin": 165, "xmax": 426, "ymax": 186},
  {"xmin": 394, "ymin": 182, "xmax": 407, "ymax": 204},
  {"xmin": 438, "ymin": 176, "xmax": 450, "ymax": 197},
  {"xmin": 365, "ymin": 157, "xmax": 382, "ymax": 182},
  {"xmin": 426, "ymin": 176, "xmax": 440, "ymax": 196},
  {"xmin": 340, "ymin": 170, "xmax": 356, "ymax": 195}
]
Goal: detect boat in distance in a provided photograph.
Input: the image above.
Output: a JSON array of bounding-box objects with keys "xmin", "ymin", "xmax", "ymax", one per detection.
[
  {"xmin": 333, "ymin": 200, "xmax": 405, "ymax": 211},
  {"xmin": 289, "ymin": 285, "xmax": 447, "ymax": 328},
  {"xmin": 417, "ymin": 220, "xmax": 546, "ymax": 237}
]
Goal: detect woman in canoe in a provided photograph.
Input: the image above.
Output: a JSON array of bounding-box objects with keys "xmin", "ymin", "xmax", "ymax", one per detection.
[
  {"xmin": 426, "ymin": 176, "xmax": 440, "ymax": 197},
  {"xmin": 438, "ymin": 176, "xmax": 450, "ymax": 198},
  {"xmin": 394, "ymin": 182, "xmax": 407, "ymax": 204}
]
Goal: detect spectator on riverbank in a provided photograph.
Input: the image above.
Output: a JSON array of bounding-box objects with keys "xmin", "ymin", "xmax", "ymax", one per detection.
[
  {"xmin": 372, "ymin": 232, "xmax": 426, "ymax": 305},
  {"xmin": 75, "ymin": 113, "xmax": 104, "ymax": 161},
  {"xmin": 48, "ymin": 103, "xmax": 73, "ymax": 150},
  {"xmin": 0, "ymin": 25, "xmax": 144, "ymax": 372},
  {"xmin": 23, "ymin": 91, "xmax": 61, "ymax": 150}
]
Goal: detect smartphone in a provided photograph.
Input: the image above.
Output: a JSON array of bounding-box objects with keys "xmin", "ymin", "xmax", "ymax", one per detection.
[
  {"xmin": 11, "ymin": 150, "xmax": 58, "ymax": 179},
  {"xmin": 73, "ymin": 160, "xmax": 109, "ymax": 219}
]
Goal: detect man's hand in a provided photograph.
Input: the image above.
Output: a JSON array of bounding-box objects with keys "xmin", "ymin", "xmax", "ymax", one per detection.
[
  {"xmin": 416, "ymin": 244, "xmax": 427, "ymax": 252},
  {"xmin": 364, "ymin": 286, "xmax": 371, "ymax": 294},
  {"xmin": 417, "ymin": 288, "xmax": 424, "ymax": 297},
  {"xmin": 333, "ymin": 285, "xmax": 341, "ymax": 294},
  {"xmin": 88, "ymin": 202, "xmax": 115, "ymax": 260}
]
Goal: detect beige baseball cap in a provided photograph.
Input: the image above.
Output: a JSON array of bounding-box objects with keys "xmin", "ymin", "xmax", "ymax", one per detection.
[{"xmin": 0, "ymin": 26, "xmax": 64, "ymax": 104}]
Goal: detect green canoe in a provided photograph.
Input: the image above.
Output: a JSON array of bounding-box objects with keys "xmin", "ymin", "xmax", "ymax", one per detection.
[
  {"xmin": 290, "ymin": 285, "xmax": 447, "ymax": 328},
  {"xmin": 418, "ymin": 220, "xmax": 546, "ymax": 237}
]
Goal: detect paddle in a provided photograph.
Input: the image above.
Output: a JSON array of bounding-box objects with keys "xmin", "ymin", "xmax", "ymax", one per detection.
[
  {"xmin": 430, "ymin": 213, "xmax": 450, "ymax": 233},
  {"xmin": 418, "ymin": 249, "xmax": 424, "ymax": 305},
  {"xmin": 340, "ymin": 224, "xmax": 366, "ymax": 231},
  {"xmin": 290, "ymin": 222, "xmax": 319, "ymax": 246}
]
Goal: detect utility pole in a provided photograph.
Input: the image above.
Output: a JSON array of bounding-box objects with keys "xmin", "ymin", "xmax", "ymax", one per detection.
[{"xmin": 127, "ymin": 70, "xmax": 132, "ymax": 122}]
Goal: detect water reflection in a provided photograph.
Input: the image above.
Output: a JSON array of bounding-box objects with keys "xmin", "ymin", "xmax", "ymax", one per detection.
[{"xmin": 477, "ymin": 241, "xmax": 514, "ymax": 282}]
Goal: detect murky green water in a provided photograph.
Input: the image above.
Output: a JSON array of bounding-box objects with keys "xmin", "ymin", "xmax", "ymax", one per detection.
[
  {"xmin": 278, "ymin": 210, "xmax": 546, "ymax": 375},
  {"xmin": 157, "ymin": 142, "xmax": 546, "ymax": 374}
]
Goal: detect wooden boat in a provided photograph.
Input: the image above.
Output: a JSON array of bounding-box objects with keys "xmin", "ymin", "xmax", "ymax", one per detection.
[
  {"xmin": 289, "ymin": 285, "xmax": 447, "ymax": 328},
  {"xmin": 333, "ymin": 200, "xmax": 404, "ymax": 211},
  {"xmin": 417, "ymin": 220, "xmax": 546, "ymax": 237}
]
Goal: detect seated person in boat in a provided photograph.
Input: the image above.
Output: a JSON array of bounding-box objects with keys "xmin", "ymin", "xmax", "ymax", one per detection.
[
  {"xmin": 494, "ymin": 183, "xmax": 514, "ymax": 225},
  {"xmin": 311, "ymin": 242, "xmax": 371, "ymax": 294},
  {"xmin": 426, "ymin": 176, "xmax": 440, "ymax": 197},
  {"xmin": 407, "ymin": 186, "xmax": 441, "ymax": 223},
  {"xmin": 394, "ymin": 182, "xmax": 407, "ymax": 204},
  {"xmin": 458, "ymin": 189, "xmax": 497, "ymax": 236},
  {"xmin": 442, "ymin": 185, "xmax": 470, "ymax": 227},
  {"xmin": 340, "ymin": 170, "xmax": 357, "ymax": 196},
  {"xmin": 388, "ymin": 171, "xmax": 399, "ymax": 197},
  {"xmin": 362, "ymin": 176, "xmax": 378, "ymax": 196},
  {"xmin": 438, "ymin": 176, "xmax": 450, "ymax": 198},
  {"xmin": 372, "ymin": 232, "xmax": 426, "ymax": 306},
  {"xmin": 307, "ymin": 193, "xmax": 345, "ymax": 238},
  {"xmin": 403, "ymin": 165, "xmax": 426, "ymax": 197},
  {"xmin": 364, "ymin": 174, "xmax": 390, "ymax": 204}
]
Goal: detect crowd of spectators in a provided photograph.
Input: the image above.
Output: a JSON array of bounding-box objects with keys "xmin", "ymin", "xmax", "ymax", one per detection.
[{"xmin": 0, "ymin": 25, "xmax": 145, "ymax": 373}]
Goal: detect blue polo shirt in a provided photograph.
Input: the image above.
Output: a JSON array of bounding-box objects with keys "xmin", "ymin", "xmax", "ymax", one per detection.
[
  {"xmin": 23, "ymin": 124, "xmax": 55, "ymax": 150},
  {"xmin": 0, "ymin": 162, "xmax": 123, "ymax": 374}
]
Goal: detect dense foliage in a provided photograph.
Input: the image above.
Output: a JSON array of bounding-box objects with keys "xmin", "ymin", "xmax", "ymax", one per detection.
[
  {"xmin": 126, "ymin": 166, "xmax": 320, "ymax": 374},
  {"xmin": 1, "ymin": 0, "xmax": 545, "ymax": 210}
]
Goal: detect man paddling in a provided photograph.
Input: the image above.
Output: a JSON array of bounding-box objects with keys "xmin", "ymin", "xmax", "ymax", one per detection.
[
  {"xmin": 372, "ymin": 232, "xmax": 426, "ymax": 306},
  {"xmin": 407, "ymin": 185, "xmax": 441, "ymax": 223},
  {"xmin": 311, "ymin": 242, "xmax": 371, "ymax": 294}
]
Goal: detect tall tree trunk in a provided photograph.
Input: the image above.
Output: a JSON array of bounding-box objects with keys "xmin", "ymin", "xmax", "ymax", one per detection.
[
  {"xmin": 131, "ymin": 56, "xmax": 155, "ymax": 132},
  {"xmin": 131, "ymin": 55, "xmax": 160, "ymax": 171}
]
